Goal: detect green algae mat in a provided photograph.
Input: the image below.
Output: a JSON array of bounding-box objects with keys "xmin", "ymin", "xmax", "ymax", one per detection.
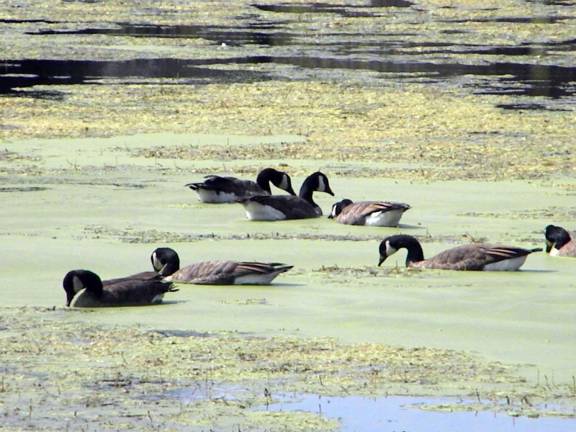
[{"xmin": 2, "ymin": 0, "xmax": 576, "ymax": 430}]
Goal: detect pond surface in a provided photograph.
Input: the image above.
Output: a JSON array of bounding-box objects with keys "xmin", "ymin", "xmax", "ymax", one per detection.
[
  {"xmin": 2, "ymin": 0, "xmax": 576, "ymax": 107},
  {"xmin": 1, "ymin": 1, "xmax": 575, "ymax": 430},
  {"xmin": 266, "ymin": 394, "xmax": 576, "ymax": 432},
  {"xmin": 1, "ymin": 133, "xmax": 575, "ymax": 385}
]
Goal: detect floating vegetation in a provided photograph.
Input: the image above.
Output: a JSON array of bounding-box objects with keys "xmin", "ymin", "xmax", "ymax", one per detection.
[
  {"xmin": 82, "ymin": 225, "xmax": 489, "ymax": 244},
  {"xmin": 1, "ymin": 307, "xmax": 574, "ymax": 430},
  {"xmin": 83, "ymin": 225, "xmax": 382, "ymax": 243},
  {"xmin": 0, "ymin": 80, "xmax": 574, "ymax": 182},
  {"xmin": 314, "ymin": 264, "xmax": 424, "ymax": 279},
  {"xmin": 0, "ymin": 186, "xmax": 49, "ymax": 193},
  {"xmin": 2, "ymin": 0, "xmax": 576, "ymax": 428},
  {"xmin": 0, "ymin": 149, "xmax": 38, "ymax": 162},
  {"xmin": 460, "ymin": 207, "xmax": 576, "ymax": 220}
]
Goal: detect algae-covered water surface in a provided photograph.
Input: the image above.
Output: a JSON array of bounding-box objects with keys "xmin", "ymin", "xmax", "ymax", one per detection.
[{"xmin": 1, "ymin": 0, "xmax": 576, "ymax": 430}]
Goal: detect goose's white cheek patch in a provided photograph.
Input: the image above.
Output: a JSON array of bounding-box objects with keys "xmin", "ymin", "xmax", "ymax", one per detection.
[
  {"xmin": 72, "ymin": 275, "xmax": 84, "ymax": 293},
  {"xmin": 385, "ymin": 240, "xmax": 398, "ymax": 257},
  {"xmin": 330, "ymin": 204, "xmax": 338, "ymax": 218},
  {"xmin": 152, "ymin": 252, "xmax": 163, "ymax": 272},
  {"xmin": 317, "ymin": 175, "xmax": 327, "ymax": 192}
]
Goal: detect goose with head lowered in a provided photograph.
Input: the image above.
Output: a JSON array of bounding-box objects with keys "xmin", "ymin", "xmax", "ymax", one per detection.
[
  {"xmin": 378, "ymin": 234, "xmax": 541, "ymax": 271},
  {"xmin": 63, "ymin": 269, "xmax": 176, "ymax": 308},
  {"xmin": 545, "ymin": 224, "xmax": 576, "ymax": 257},
  {"xmin": 151, "ymin": 247, "xmax": 293, "ymax": 285},
  {"xmin": 240, "ymin": 171, "xmax": 334, "ymax": 221},
  {"xmin": 186, "ymin": 168, "xmax": 296, "ymax": 203},
  {"xmin": 329, "ymin": 198, "xmax": 410, "ymax": 227}
]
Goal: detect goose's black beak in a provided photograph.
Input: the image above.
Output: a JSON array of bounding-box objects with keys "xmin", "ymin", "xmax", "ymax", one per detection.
[
  {"xmin": 326, "ymin": 186, "xmax": 335, "ymax": 196},
  {"xmin": 287, "ymin": 185, "xmax": 297, "ymax": 196},
  {"xmin": 545, "ymin": 240, "xmax": 553, "ymax": 253},
  {"xmin": 378, "ymin": 255, "xmax": 386, "ymax": 266}
]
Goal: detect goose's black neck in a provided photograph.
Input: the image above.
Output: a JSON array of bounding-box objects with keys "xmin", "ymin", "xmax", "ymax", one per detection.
[
  {"xmin": 256, "ymin": 169, "xmax": 274, "ymax": 194},
  {"xmin": 162, "ymin": 260, "xmax": 180, "ymax": 276},
  {"xmin": 396, "ymin": 235, "xmax": 425, "ymax": 265},
  {"xmin": 299, "ymin": 179, "xmax": 318, "ymax": 207}
]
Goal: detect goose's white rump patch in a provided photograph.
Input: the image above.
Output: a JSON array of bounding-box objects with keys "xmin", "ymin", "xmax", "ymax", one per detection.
[
  {"xmin": 483, "ymin": 256, "xmax": 527, "ymax": 271},
  {"xmin": 234, "ymin": 273, "xmax": 281, "ymax": 285},
  {"xmin": 196, "ymin": 189, "xmax": 237, "ymax": 203},
  {"xmin": 366, "ymin": 209, "xmax": 405, "ymax": 227}
]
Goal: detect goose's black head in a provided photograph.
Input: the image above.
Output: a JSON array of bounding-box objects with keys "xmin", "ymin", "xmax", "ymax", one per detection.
[
  {"xmin": 300, "ymin": 171, "xmax": 335, "ymax": 198},
  {"xmin": 151, "ymin": 247, "xmax": 180, "ymax": 276},
  {"xmin": 62, "ymin": 270, "xmax": 103, "ymax": 306},
  {"xmin": 378, "ymin": 234, "xmax": 424, "ymax": 266},
  {"xmin": 258, "ymin": 168, "xmax": 296, "ymax": 195},
  {"xmin": 545, "ymin": 224, "xmax": 571, "ymax": 253},
  {"xmin": 328, "ymin": 199, "xmax": 353, "ymax": 218}
]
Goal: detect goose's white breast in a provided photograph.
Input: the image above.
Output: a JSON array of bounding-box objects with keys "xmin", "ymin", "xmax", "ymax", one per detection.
[{"xmin": 243, "ymin": 201, "xmax": 286, "ymax": 221}]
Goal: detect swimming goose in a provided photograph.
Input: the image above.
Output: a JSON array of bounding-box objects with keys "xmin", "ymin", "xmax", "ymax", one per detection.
[
  {"xmin": 63, "ymin": 269, "xmax": 176, "ymax": 307},
  {"xmin": 151, "ymin": 247, "xmax": 293, "ymax": 285},
  {"xmin": 378, "ymin": 234, "xmax": 541, "ymax": 271},
  {"xmin": 545, "ymin": 225, "xmax": 576, "ymax": 257},
  {"xmin": 186, "ymin": 168, "xmax": 296, "ymax": 203},
  {"xmin": 240, "ymin": 171, "xmax": 334, "ymax": 221},
  {"xmin": 328, "ymin": 199, "xmax": 411, "ymax": 226}
]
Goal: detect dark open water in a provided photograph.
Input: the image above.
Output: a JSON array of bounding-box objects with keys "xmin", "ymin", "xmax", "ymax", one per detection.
[{"xmin": 2, "ymin": 1, "xmax": 576, "ymax": 110}]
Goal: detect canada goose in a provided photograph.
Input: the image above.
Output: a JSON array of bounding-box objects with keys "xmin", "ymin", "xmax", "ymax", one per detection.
[
  {"xmin": 545, "ymin": 225, "xmax": 576, "ymax": 257},
  {"xmin": 63, "ymin": 270, "xmax": 176, "ymax": 307},
  {"xmin": 151, "ymin": 247, "xmax": 293, "ymax": 285},
  {"xmin": 378, "ymin": 234, "xmax": 542, "ymax": 271},
  {"xmin": 185, "ymin": 168, "xmax": 296, "ymax": 203},
  {"xmin": 240, "ymin": 171, "xmax": 334, "ymax": 221},
  {"xmin": 328, "ymin": 199, "xmax": 410, "ymax": 226}
]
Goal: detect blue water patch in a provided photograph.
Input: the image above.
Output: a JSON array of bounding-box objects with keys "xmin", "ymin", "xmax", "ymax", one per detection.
[{"xmin": 266, "ymin": 394, "xmax": 576, "ymax": 432}]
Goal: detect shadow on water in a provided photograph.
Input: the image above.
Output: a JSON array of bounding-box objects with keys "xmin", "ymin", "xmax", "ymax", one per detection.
[
  {"xmin": 496, "ymin": 103, "xmax": 571, "ymax": 111},
  {"xmin": 265, "ymin": 394, "xmax": 576, "ymax": 432},
  {"xmin": 252, "ymin": 1, "xmax": 414, "ymax": 17},
  {"xmin": 525, "ymin": 0, "xmax": 576, "ymax": 6},
  {"xmin": 0, "ymin": 186, "xmax": 50, "ymax": 193},
  {"xmin": 0, "ymin": 58, "xmax": 272, "ymax": 95},
  {"xmin": 2, "ymin": 54, "xmax": 576, "ymax": 100},
  {"xmin": 397, "ymin": 223, "xmax": 425, "ymax": 230},
  {"xmin": 249, "ymin": 55, "xmax": 576, "ymax": 98},
  {"xmin": 29, "ymin": 23, "xmax": 296, "ymax": 47},
  {"xmin": 440, "ymin": 15, "xmax": 574, "ymax": 24}
]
